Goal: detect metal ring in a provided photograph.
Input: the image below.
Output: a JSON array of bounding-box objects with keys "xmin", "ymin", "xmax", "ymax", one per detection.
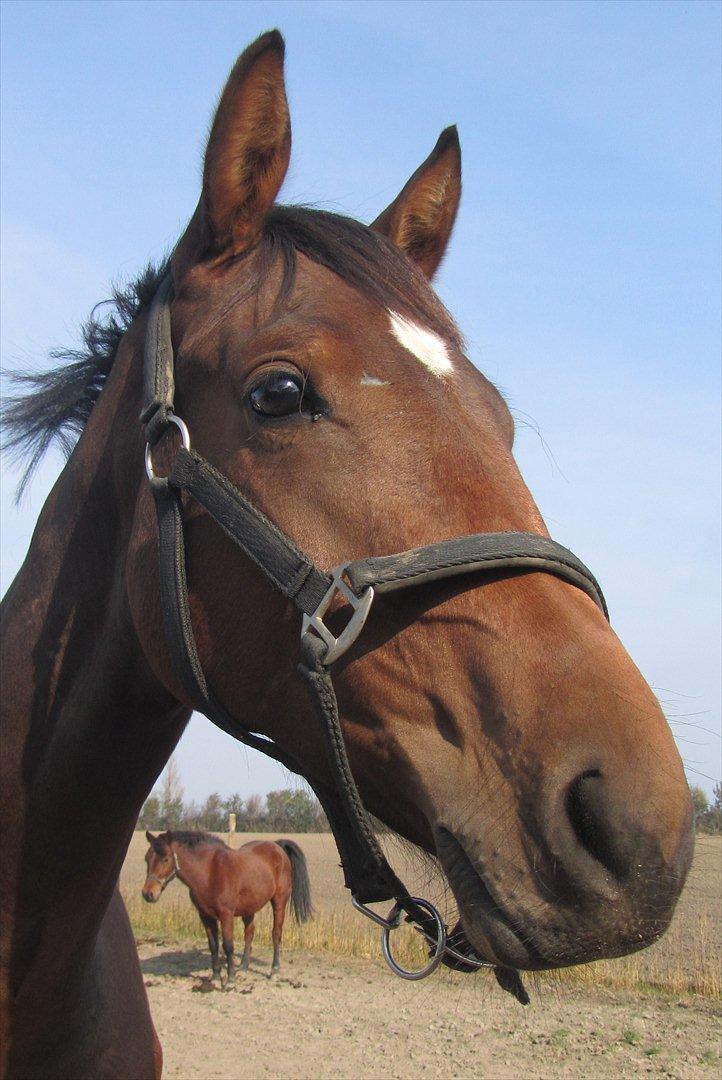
[
  {"xmin": 145, "ymin": 413, "xmax": 191, "ymax": 481},
  {"xmin": 381, "ymin": 897, "xmax": 447, "ymax": 981}
]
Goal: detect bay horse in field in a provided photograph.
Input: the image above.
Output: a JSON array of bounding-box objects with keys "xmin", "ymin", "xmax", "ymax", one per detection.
[
  {"xmin": 142, "ymin": 832, "xmax": 312, "ymax": 983},
  {"xmin": 1, "ymin": 28, "xmax": 693, "ymax": 1080}
]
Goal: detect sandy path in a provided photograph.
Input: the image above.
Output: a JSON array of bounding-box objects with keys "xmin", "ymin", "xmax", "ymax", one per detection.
[{"xmin": 140, "ymin": 943, "xmax": 720, "ymax": 1080}]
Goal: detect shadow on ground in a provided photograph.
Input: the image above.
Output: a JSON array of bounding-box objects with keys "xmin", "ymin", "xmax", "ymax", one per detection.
[{"xmin": 139, "ymin": 948, "xmax": 270, "ymax": 978}]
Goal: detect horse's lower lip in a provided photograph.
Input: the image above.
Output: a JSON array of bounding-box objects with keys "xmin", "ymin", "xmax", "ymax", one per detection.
[{"xmin": 435, "ymin": 828, "xmax": 534, "ymax": 969}]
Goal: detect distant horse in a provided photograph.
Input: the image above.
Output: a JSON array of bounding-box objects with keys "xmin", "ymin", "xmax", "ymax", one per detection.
[
  {"xmin": 142, "ymin": 831, "xmax": 312, "ymax": 983},
  {"xmin": 1, "ymin": 28, "xmax": 693, "ymax": 1080}
]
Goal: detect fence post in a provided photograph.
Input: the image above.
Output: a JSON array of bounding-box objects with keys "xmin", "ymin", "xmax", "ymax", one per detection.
[{"xmin": 228, "ymin": 812, "xmax": 236, "ymax": 848}]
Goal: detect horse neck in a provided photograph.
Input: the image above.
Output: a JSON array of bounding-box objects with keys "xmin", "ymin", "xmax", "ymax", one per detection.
[
  {"xmin": 1, "ymin": 332, "xmax": 188, "ymax": 977},
  {"xmin": 170, "ymin": 843, "xmax": 213, "ymax": 891}
]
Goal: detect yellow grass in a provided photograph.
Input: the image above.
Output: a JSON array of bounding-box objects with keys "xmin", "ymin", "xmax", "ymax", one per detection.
[{"xmin": 123, "ymin": 832, "xmax": 721, "ymax": 999}]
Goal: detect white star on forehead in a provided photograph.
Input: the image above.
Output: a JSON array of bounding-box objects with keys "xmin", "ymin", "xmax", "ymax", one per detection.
[
  {"xmin": 360, "ymin": 373, "xmax": 390, "ymax": 387},
  {"xmin": 388, "ymin": 311, "xmax": 454, "ymax": 377}
]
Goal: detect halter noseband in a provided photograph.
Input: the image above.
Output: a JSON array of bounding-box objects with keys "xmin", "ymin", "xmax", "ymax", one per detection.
[{"xmin": 141, "ymin": 277, "xmax": 608, "ymax": 998}]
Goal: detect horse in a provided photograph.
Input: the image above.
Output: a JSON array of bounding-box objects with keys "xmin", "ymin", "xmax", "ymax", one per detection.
[
  {"xmin": 141, "ymin": 831, "xmax": 312, "ymax": 984},
  {"xmin": 0, "ymin": 28, "xmax": 693, "ymax": 1079}
]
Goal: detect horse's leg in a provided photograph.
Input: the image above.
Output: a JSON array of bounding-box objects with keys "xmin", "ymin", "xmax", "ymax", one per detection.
[
  {"xmin": 219, "ymin": 909, "xmax": 236, "ymax": 987},
  {"xmin": 270, "ymin": 895, "xmax": 287, "ymax": 974},
  {"xmin": 200, "ymin": 913, "xmax": 222, "ymax": 987},
  {"xmin": 241, "ymin": 915, "xmax": 255, "ymax": 971}
]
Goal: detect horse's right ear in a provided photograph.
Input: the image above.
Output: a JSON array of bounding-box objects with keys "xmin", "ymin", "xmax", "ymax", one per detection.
[
  {"xmin": 145, "ymin": 831, "xmax": 155, "ymax": 844},
  {"xmin": 173, "ymin": 31, "xmax": 290, "ymax": 276}
]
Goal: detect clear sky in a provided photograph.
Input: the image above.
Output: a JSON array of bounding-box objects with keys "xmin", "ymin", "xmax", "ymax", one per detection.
[{"xmin": 1, "ymin": 0, "xmax": 720, "ymax": 802}]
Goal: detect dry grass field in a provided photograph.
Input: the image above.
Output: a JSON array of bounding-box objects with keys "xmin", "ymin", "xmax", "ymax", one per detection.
[{"xmin": 121, "ymin": 832, "xmax": 721, "ymax": 1078}]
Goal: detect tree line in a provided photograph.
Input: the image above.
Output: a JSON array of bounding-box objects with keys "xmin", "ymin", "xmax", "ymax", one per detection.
[
  {"xmin": 140, "ymin": 762, "xmax": 721, "ymax": 837},
  {"xmin": 690, "ymin": 783, "xmax": 722, "ymax": 834},
  {"xmin": 138, "ymin": 759, "xmax": 329, "ymax": 834}
]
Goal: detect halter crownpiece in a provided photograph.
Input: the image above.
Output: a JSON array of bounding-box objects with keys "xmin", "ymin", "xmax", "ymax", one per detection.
[{"xmin": 142, "ymin": 276, "xmax": 608, "ymax": 996}]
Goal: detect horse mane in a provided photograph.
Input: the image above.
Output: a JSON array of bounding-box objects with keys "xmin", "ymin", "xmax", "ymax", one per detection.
[
  {"xmin": 162, "ymin": 830, "xmax": 226, "ymax": 850},
  {"xmin": 1, "ymin": 205, "xmax": 459, "ymax": 498},
  {"xmin": 1, "ymin": 261, "xmax": 168, "ymax": 499}
]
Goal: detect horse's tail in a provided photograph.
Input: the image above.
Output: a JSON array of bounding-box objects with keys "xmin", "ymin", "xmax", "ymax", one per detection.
[{"xmin": 275, "ymin": 840, "xmax": 313, "ymax": 922}]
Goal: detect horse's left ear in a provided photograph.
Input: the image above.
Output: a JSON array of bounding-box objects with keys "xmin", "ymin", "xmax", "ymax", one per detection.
[
  {"xmin": 371, "ymin": 126, "xmax": 461, "ymax": 279},
  {"xmin": 145, "ymin": 831, "xmax": 156, "ymax": 844},
  {"xmin": 173, "ymin": 31, "xmax": 291, "ymax": 274}
]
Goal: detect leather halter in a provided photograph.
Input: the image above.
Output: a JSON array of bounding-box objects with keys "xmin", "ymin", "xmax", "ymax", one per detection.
[
  {"xmin": 145, "ymin": 850, "xmax": 180, "ymax": 891},
  {"xmin": 142, "ymin": 276, "xmax": 608, "ymax": 994}
]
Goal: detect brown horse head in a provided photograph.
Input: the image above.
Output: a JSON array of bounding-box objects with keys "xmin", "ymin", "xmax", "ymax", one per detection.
[
  {"xmin": 120, "ymin": 33, "xmax": 693, "ymax": 970},
  {"xmin": 141, "ymin": 832, "xmax": 177, "ymax": 903}
]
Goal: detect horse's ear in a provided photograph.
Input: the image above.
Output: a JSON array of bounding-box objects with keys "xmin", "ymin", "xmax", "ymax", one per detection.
[
  {"xmin": 145, "ymin": 831, "xmax": 155, "ymax": 844},
  {"xmin": 371, "ymin": 126, "xmax": 461, "ymax": 279},
  {"xmin": 174, "ymin": 30, "xmax": 290, "ymax": 273}
]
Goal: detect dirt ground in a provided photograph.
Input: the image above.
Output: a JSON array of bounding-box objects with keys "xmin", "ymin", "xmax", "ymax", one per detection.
[{"xmin": 140, "ymin": 942, "xmax": 720, "ymax": 1080}]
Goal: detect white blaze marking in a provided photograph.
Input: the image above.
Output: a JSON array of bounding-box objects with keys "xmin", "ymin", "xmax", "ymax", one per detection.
[
  {"xmin": 360, "ymin": 373, "xmax": 390, "ymax": 387},
  {"xmin": 388, "ymin": 311, "xmax": 453, "ymax": 377}
]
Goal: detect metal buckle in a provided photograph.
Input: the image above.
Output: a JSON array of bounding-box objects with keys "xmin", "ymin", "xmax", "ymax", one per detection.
[
  {"xmin": 301, "ymin": 565, "xmax": 374, "ymax": 665},
  {"xmin": 145, "ymin": 413, "xmax": 191, "ymax": 482},
  {"xmin": 353, "ymin": 896, "xmax": 447, "ymax": 981}
]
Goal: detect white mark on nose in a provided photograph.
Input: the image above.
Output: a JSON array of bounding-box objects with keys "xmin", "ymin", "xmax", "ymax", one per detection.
[{"xmin": 388, "ymin": 311, "xmax": 453, "ymax": 377}]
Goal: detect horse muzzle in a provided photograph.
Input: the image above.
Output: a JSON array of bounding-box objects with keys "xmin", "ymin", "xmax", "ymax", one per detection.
[{"xmin": 435, "ymin": 793, "xmax": 694, "ymax": 971}]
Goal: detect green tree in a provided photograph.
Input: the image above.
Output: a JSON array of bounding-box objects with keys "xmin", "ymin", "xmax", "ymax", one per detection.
[
  {"xmin": 138, "ymin": 795, "xmax": 161, "ymax": 829},
  {"xmin": 223, "ymin": 793, "xmax": 245, "ymax": 819},
  {"xmin": 698, "ymin": 782, "xmax": 722, "ymax": 834},
  {"xmin": 198, "ymin": 792, "xmax": 225, "ymax": 832},
  {"xmin": 266, "ymin": 789, "xmax": 319, "ymax": 832},
  {"xmin": 310, "ymin": 799, "xmax": 329, "ymax": 832},
  {"xmin": 159, "ymin": 757, "xmax": 184, "ymax": 829},
  {"xmin": 690, "ymin": 785, "xmax": 709, "ymax": 823},
  {"xmin": 243, "ymin": 793, "xmax": 264, "ymax": 831}
]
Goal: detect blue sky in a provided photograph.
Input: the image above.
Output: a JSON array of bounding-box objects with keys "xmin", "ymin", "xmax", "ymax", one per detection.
[{"xmin": 1, "ymin": 0, "xmax": 720, "ymax": 801}]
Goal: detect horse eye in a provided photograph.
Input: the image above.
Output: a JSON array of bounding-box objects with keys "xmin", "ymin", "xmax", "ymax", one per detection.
[{"xmin": 249, "ymin": 372, "xmax": 304, "ymax": 418}]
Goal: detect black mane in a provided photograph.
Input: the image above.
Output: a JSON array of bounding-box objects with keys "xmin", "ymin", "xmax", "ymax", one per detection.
[
  {"xmin": 161, "ymin": 830, "xmax": 226, "ymax": 850},
  {"xmin": 1, "ymin": 260, "xmax": 168, "ymax": 499},
  {"xmin": 1, "ymin": 206, "xmax": 459, "ymax": 497}
]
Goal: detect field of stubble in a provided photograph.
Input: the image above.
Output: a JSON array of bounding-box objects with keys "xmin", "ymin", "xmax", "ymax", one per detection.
[{"xmin": 121, "ymin": 832, "xmax": 721, "ymax": 1079}]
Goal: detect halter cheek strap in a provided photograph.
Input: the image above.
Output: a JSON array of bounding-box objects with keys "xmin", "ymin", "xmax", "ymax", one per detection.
[{"xmin": 142, "ymin": 278, "xmax": 608, "ymax": 1001}]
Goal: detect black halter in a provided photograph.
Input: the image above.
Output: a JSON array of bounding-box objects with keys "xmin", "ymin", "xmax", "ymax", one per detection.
[{"xmin": 142, "ymin": 276, "xmax": 608, "ymax": 996}]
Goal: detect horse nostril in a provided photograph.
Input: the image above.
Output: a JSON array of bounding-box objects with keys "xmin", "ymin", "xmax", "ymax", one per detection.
[{"xmin": 565, "ymin": 769, "xmax": 633, "ymax": 880}]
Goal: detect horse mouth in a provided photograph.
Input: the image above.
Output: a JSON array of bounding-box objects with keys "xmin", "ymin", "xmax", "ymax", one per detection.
[{"xmin": 435, "ymin": 828, "xmax": 539, "ymax": 969}]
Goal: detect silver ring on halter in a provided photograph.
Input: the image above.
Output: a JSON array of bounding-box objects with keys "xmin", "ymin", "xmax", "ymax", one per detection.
[
  {"xmin": 145, "ymin": 413, "xmax": 191, "ymax": 482},
  {"xmin": 352, "ymin": 896, "xmax": 447, "ymax": 981},
  {"xmin": 381, "ymin": 897, "xmax": 446, "ymax": 981}
]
